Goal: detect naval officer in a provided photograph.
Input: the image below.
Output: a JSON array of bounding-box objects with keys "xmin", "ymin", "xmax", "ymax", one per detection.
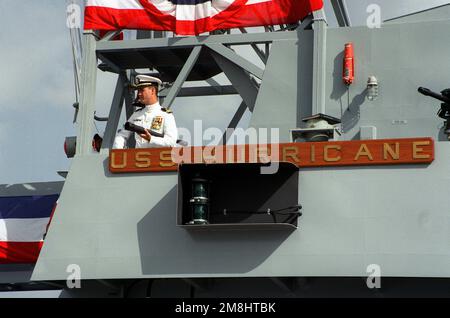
[{"xmin": 113, "ymin": 75, "xmax": 178, "ymax": 149}]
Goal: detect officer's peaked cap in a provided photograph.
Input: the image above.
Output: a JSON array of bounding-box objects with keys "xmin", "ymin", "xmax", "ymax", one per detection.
[{"xmin": 132, "ymin": 75, "xmax": 162, "ymax": 89}]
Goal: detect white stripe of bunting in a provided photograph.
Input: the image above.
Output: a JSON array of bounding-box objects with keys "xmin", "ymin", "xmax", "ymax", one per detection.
[{"xmin": 0, "ymin": 218, "xmax": 49, "ymax": 242}]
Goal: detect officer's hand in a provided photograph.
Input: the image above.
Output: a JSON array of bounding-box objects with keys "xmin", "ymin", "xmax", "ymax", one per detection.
[{"xmin": 140, "ymin": 129, "xmax": 151, "ymax": 142}]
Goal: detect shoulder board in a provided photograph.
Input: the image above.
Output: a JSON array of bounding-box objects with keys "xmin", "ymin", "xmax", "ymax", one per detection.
[{"xmin": 161, "ymin": 107, "xmax": 173, "ymax": 114}]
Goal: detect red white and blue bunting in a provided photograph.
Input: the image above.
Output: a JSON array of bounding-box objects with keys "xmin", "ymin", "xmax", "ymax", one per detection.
[{"xmin": 84, "ymin": 0, "xmax": 324, "ymax": 35}]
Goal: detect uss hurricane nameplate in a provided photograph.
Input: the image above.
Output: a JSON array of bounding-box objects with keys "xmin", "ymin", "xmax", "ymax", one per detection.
[{"xmin": 109, "ymin": 137, "xmax": 434, "ymax": 173}]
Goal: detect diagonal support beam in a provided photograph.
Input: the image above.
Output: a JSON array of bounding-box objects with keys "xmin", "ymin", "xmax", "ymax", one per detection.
[
  {"xmin": 159, "ymin": 85, "xmax": 237, "ymax": 97},
  {"xmin": 206, "ymin": 43, "xmax": 264, "ymax": 80},
  {"xmin": 99, "ymin": 30, "xmax": 123, "ymax": 42},
  {"xmin": 162, "ymin": 46, "xmax": 202, "ymax": 109},
  {"xmin": 210, "ymin": 50, "xmax": 259, "ymax": 112},
  {"xmin": 298, "ymin": 15, "xmax": 314, "ymax": 30},
  {"xmin": 238, "ymin": 28, "xmax": 268, "ymax": 64},
  {"xmin": 222, "ymin": 101, "xmax": 248, "ymax": 145},
  {"xmin": 206, "ymin": 78, "xmax": 223, "ymax": 94}
]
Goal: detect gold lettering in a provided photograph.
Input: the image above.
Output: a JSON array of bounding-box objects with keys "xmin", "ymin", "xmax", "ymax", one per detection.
[
  {"xmin": 225, "ymin": 145, "xmax": 235, "ymax": 163},
  {"xmin": 160, "ymin": 150, "xmax": 176, "ymax": 167},
  {"xmin": 135, "ymin": 151, "xmax": 151, "ymax": 168},
  {"xmin": 282, "ymin": 146, "xmax": 300, "ymax": 163},
  {"xmin": 111, "ymin": 151, "xmax": 127, "ymax": 169},
  {"xmin": 193, "ymin": 147, "xmax": 203, "ymax": 164},
  {"xmin": 310, "ymin": 145, "xmax": 316, "ymax": 162},
  {"xmin": 236, "ymin": 145, "xmax": 245, "ymax": 163},
  {"xmin": 383, "ymin": 143, "xmax": 399, "ymax": 160},
  {"xmin": 171, "ymin": 147, "xmax": 192, "ymax": 164},
  {"xmin": 258, "ymin": 146, "xmax": 271, "ymax": 163},
  {"xmin": 354, "ymin": 144, "xmax": 373, "ymax": 161},
  {"xmin": 324, "ymin": 145, "xmax": 341, "ymax": 162},
  {"xmin": 413, "ymin": 141, "xmax": 431, "ymax": 159},
  {"xmin": 248, "ymin": 144, "xmax": 258, "ymax": 163},
  {"xmin": 203, "ymin": 146, "xmax": 224, "ymax": 164}
]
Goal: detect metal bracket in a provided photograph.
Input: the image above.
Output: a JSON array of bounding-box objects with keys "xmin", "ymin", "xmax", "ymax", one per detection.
[
  {"xmin": 162, "ymin": 46, "xmax": 202, "ymax": 109},
  {"xmin": 206, "ymin": 43, "xmax": 264, "ymax": 80}
]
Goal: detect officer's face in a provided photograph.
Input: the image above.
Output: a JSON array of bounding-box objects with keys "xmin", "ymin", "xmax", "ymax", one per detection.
[{"xmin": 137, "ymin": 86, "xmax": 156, "ymax": 105}]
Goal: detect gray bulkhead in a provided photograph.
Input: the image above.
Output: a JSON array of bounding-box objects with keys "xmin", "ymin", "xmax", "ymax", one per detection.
[{"xmin": 32, "ymin": 16, "xmax": 450, "ymax": 281}]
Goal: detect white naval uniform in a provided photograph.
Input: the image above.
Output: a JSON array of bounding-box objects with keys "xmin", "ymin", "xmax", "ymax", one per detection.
[{"xmin": 113, "ymin": 102, "xmax": 177, "ymax": 149}]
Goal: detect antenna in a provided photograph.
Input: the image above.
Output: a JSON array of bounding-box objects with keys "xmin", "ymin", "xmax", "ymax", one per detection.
[{"xmin": 67, "ymin": 0, "xmax": 83, "ymax": 123}]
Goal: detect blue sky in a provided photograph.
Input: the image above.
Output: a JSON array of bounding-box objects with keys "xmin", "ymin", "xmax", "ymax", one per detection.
[
  {"xmin": 0, "ymin": 0, "xmax": 449, "ymax": 184},
  {"xmin": 0, "ymin": 1, "xmax": 76, "ymax": 185}
]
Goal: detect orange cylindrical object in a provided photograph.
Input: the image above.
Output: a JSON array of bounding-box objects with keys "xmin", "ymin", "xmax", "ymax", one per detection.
[{"xmin": 343, "ymin": 43, "xmax": 355, "ymax": 85}]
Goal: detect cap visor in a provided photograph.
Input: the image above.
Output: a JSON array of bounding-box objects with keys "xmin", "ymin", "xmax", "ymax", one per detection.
[{"xmin": 131, "ymin": 83, "xmax": 155, "ymax": 90}]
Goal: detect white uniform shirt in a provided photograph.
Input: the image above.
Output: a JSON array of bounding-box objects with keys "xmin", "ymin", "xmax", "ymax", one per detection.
[{"xmin": 113, "ymin": 102, "xmax": 178, "ymax": 149}]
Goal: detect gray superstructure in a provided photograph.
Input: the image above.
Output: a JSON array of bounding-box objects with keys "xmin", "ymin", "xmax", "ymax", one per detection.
[{"xmin": 3, "ymin": 2, "xmax": 450, "ymax": 298}]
